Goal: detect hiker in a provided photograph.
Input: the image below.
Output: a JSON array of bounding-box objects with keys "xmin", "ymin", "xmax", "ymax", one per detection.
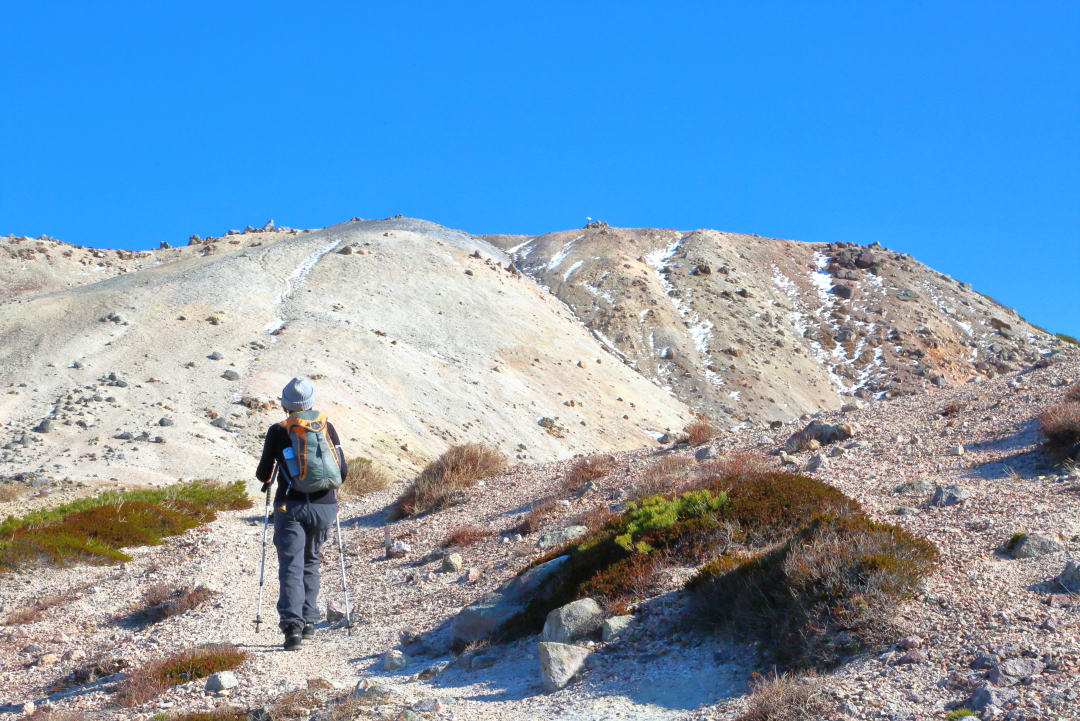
[{"xmin": 256, "ymin": 376, "xmax": 348, "ymax": 650}]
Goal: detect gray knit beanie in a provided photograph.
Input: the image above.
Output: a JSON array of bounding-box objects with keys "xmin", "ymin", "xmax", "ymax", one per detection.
[{"xmin": 281, "ymin": 376, "xmax": 315, "ymax": 411}]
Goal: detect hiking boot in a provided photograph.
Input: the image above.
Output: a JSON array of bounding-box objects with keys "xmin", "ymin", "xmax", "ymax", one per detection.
[
  {"xmin": 302, "ymin": 623, "xmax": 315, "ymax": 640},
  {"xmin": 283, "ymin": 624, "xmax": 303, "ymax": 651}
]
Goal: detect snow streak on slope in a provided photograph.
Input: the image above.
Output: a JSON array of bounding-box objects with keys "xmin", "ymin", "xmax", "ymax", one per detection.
[{"xmin": 264, "ymin": 235, "xmax": 343, "ymax": 334}]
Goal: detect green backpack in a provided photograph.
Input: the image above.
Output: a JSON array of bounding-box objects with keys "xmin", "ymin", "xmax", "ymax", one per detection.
[{"xmin": 278, "ymin": 411, "xmax": 343, "ymax": 494}]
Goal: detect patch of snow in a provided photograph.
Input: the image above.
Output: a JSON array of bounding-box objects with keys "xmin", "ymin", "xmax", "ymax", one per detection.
[
  {"xmin": 562, "ymin": 260, "xmax": 584, "ymax": 282},
  {"xmin": 545, "ymin": 235, "xmax": 584, "ymax": 271}
]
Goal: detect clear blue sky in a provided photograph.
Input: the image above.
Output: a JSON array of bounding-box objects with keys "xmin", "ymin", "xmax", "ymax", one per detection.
[{"xmin": 2, "ymin": 1, "xmax": 1077, "ymax": 336}]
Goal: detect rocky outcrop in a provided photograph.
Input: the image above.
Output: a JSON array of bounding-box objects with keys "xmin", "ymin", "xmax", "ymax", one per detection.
[{"xmin": 450, "ymin": 556, "xmax": 568, "ymax": 643}]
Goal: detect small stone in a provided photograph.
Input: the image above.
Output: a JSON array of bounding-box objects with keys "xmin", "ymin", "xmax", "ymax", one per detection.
[
  {"xmin": 1041, "ymin": 616, "xmax": 1062, "ymax": 632},
  {"xmin": 61, "ymin": 649, "xmax": 87, "ymax": 662},
  {"xmin": 34, "ymin": 419, "xmax": 54, "ymax": 433},
  {"xmin": 205, "ymin": 671, "xmax": 239, "ymax": 692},
  {"xmin": 21, "ymin": 702, "xmax": 35, "ymax": 715},
  {"xmin": 20, "ymin": 644, "xmax": 42, "ymax": 654},
  {"xmin": 894, "ymin": 478, "xmax": 934, "ymax": 494},
  {"xmin": 412, "ymin": 698, "xmax": 443, "ymax": 712},
  {"xmin": 353, "ymin": 681, "xmax": 401, "ymax": 701},
  {"xmin": 930, "ymin": 484, "xmax": 971, "ymax": 506},
  {"xmin": 417, "ymin": 660, "xmax": 451, "ymax": 680},
  {"xmin": 538, "ymin": 642, "xmax": 591, "ymax": 693},
  {"xmin": 51, "ymin": 632, "xmax": 69, "ymax": 643},
  {"xmin": 222, "ymin": 370, "xmax": 240, "ymax": 381},
  {"xmin": 326, "ymin": 600, "xmax": 349, "ymax": 624},
  {"xmin": 896, "ymin": 635, "xmax": 922, "ymax": 650},
  {"xmin": 947, "ymin": 445, "xmax": 965, "ymax": 456},
  {"xmin": 442, "ymin": 553, "xmax": 464, "ymax": 573},
  {"xmin": 602, "ymin": 615, "xmax": 635, "ymax": 641},
  {"xmin": 470, "ymin": 653, "xmax": 498, "ymax": 669},
  {"xmin": 383, "ymin": 649, "xmax": 412, "ymax": 671},
  {"xmin": 969, "ymin": 653, "xmax": 998, "ymax": 670},
  {"xmin": 209, "ymin": 351, "xmax": 224, "ymax": 360},
  {"xmin": 306, "ymin": 677, "xmax": 335, "ymax": 690},
  {"xmin": 806, "ymin": 454, "xmax": 828, "ymax": 472},
  {"xmin": 37, "ymin": 653, "xmax": 59, "ymax": 666},
  {"xmin": 897, "ymin": 649, "xmax": 926, "ymax": 664},
  {"xmin": 386, "ymin": 540, "xmax": 411, "ymax": 559},
  {"xmin": 840, "ymin": 401, "xmax": 862, "ymax": 413},
  {"xmin": 464, "ymin": 568, "xmax": 482, "ymax": 583}
]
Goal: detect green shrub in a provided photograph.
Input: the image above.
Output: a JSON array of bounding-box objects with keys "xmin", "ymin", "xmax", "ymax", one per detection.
[
  {"xmin": 502, "ymin": 488, "xmax": 729, "ymax": 634},
  {"xmin": 946, "ymin": 710, "xmax": 978, "ymax": 720},
  {"xmin": 1055, "ymin": 333, "xmax": 1079, "ymax": 347},
  {"xmin": 0, "ymin": 480, "xmax": 250, "ymax": 571},
  {"xmin": 689, "ymin": 514, "xmax": 939, "ymax": 667}
]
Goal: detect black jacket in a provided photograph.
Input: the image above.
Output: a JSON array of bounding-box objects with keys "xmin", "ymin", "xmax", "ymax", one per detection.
[{"xmin": 255, "ymin": 413, "xmax": 348, "ymax": 504}]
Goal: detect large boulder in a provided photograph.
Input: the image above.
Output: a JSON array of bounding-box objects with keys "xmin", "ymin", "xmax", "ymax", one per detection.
[
  {"xmin": 541, "ymin": 599, "xmax": 603, "ymax": 643},
  {"xmin": 535, "ymin": 526, "xmax": 588, "ymax": 549},
  {"xmin": 538, "ymin": 642, "xmax": 591, "ymax": 693},
  {"xmin": 450, "ymin": 556, "xmax": 568, "ymax": 643},
  {"xmin": 786, "ymin": 421, "xmax": 854, "ymax": 452}
]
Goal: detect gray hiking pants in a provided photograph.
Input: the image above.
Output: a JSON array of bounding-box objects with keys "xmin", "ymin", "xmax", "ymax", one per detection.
[{"xmin": 273, "ymin": 499, "xmax": 337, "ymax": 632}]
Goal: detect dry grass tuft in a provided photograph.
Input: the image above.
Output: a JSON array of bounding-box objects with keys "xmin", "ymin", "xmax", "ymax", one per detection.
[
  {"xmin": 628, "ymin": 455, "xmax": 694, "ymax": 500},
  {"xmin": 127, "ymin": 583, "xmax": 215, "ymax": 626},
  {"xmin": 689, "ymin": 514, "xmax": 939, "ymax": 667},
  {"xmin": 115, "ymin": 644, "xmax": 247, "ymax": 707},
  {"xmin": 23, "ymin": 710, "xmax": 90, "ymax": 721},
  {"xmin": 390, "ymin": 444, "xmax": 505, "ymax": 519},
  {"xmin": 561, "ymin": 454, "xmax": 616, "ymax": 494},
  {"xmin": 939, "ymin": 401, "xmax": 966, "ymax": 417},
  {"xmin": 441, "ymin": 524, "xmax": 492, "ymax": 548},
  {"xmin": 1066, "ymin": 384, "xmax": 1080, "ymax": 403},
  {"xmin": 165, "ymin": 709, "xmax": 249, "ymax": 721},
  {"xmin": 737, "ymin": 672, "xmax": 834, "ymax": 721},
  {"xmin": 4, "ymin": 592, "xmax": 69, "ymax": 626},
  {"xmin": 48, "ymin": 655, "xmax": 127, "ymax": 694},
  {"xmin": 0, "ymin": 483, "xmax": 21, "ymax": 503},
  {"xmin": 1038, "ymin": 402, "xmax": 1080, "ymax": 457},
  {"xmin": 516, "ymin": 497, "xmax": 557, "ymax": 536},
  {"xmin": 684, "ymin": 415, "xmax": 720, "ymax": 446},
  {"xmin": 339, "ymin": 457, "xmax": 390, "ymax": 499}
]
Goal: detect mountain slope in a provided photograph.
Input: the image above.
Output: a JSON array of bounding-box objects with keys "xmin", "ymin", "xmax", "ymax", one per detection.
[
  {"xmin": 483, "ymin": 225, "xmax": 1069, "ymax": 422},
  {"xmin": 0, "ymin": 219, "xmax": 691, "ymax": 493}
]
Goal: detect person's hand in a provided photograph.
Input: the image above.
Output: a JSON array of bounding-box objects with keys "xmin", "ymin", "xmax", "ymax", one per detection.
[{"xmin": 261, "ymin": 483, "xmax": 272, "ymax": 494}]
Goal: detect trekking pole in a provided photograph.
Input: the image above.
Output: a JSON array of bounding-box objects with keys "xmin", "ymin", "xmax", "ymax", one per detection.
[
  {"xmin": 253, "ymin": 482, "xmax": 272, "ymax": 634},
  {"xmin": 334, "ymin": 504, "xmax": 353, "ymax": 635}
]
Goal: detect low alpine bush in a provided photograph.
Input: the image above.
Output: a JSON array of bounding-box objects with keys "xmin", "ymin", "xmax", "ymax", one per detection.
[
  {"xmin": 688, "ymin": 514, "xmax": 939, "ymax": 667},
  {"xmin": 0, "ymin": 480, "xmax": 250, "ymax": 571},
  {"xmin": 390, "ymin": 444, "xmax": 505, "ymax": 519},
  {"xmin": 684, "ymin": 415, "xmax": 720, "ymax": 446},
  {"xmin": 116, "ymin": 644, "xmax": 246, "ymax": 707}
]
